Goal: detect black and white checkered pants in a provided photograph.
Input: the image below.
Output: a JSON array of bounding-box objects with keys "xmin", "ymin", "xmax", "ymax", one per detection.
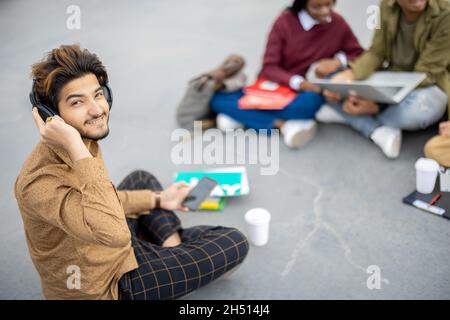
[{"xmin": 117, "ymin": 170, "xmax": 249, "ymax": 300}]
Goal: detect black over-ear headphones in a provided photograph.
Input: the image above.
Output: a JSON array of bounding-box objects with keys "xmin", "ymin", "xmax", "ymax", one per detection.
[{"xmin": 29, "ymin": 80, "xmax": 113, "ymax": 121}]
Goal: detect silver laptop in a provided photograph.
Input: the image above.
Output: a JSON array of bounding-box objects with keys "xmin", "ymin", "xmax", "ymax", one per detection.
[{"xmin": 311, "ymin": 72, "xmax": 426, "ymax": 104}]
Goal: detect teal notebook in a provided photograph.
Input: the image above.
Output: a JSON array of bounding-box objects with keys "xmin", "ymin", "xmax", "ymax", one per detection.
[{"xmin": 174, "ymin": 171, "xmax": 245, "ymax": 197}]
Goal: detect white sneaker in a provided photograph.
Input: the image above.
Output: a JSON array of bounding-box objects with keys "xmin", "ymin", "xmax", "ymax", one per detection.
[
  {"xmin": 315, "ymin": 104, "xmax": 346, "ymax": 124},
  {"xmin": 280, "ymin": 120, "xmax": 317, "ymax": 149},
  {"xmin": 216, "ymin": 113, "xmax": 244, "ymax": 132},
  {"xmin": 370, "ymin": 126, "xmax": 402, "ymax": 159}
]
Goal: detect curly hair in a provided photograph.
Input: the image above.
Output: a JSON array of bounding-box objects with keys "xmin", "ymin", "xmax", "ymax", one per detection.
[{"xmin": 31, "ymin": 44, "xmax": 108, "ymax": 112}]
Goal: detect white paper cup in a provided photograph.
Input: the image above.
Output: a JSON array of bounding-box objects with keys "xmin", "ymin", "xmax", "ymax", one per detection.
[
  {"xmin": 415, "ymin": 158, "xmax": 439, "ymax": 194},
  {"xmin": 245, "ymin": 208, "xmax": 271, "ymax": 246}
]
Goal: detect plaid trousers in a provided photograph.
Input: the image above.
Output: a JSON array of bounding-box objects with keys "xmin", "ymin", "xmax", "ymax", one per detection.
[{"xmin": 117, "ymin": 170, "xmax": 249, "ymax": 300}]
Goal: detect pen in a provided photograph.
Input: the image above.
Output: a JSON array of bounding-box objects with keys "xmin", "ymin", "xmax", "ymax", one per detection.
[{"xmin": 430, "ymin": 192, "xmax": 442, "ymax": 205}]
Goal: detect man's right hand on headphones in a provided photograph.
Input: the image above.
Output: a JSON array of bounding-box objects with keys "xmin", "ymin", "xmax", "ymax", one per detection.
[{"xmin": 32, "ymin": 107, "xmax": 92, "ymax": 162}]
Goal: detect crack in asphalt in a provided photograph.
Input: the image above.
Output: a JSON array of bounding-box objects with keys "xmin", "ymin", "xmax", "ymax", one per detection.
[{"xmin": 278, "ymin": 167, "xmax": 390, "ymax": 286}]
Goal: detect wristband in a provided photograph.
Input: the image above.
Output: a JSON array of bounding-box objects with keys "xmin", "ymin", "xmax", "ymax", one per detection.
[{"xmin": 154, "ymin": 191, "xmax": 161, "ymax": 209}]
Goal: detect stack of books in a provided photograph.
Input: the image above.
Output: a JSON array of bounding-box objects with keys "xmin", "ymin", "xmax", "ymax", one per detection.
[
  {"xmin": 199, "ymin": 197, "xmax": 227, "ymax": 211},
  {"xmin": 174, "ymin": 167, "xmax": 249, "ymax": 211},
  {"xmin": 238, "ymin": 78, "xmax": 296, "ymax": 110}
]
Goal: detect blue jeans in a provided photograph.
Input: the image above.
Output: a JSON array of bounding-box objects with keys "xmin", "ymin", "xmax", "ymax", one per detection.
[
  {"xmin": 210, "ymin": 89, "xmax": 324, "ymax": 130},
  {"xmin": 328, "ymin": 86, "xmax": 448, "ymax": 138}
]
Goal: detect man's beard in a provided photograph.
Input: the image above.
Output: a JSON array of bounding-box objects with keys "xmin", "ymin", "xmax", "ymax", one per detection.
[
  {"xmin": 81, "ymin": 114, "xmax": 110, "ymax": 141},
  {"xmin": 81, "ymin": 127, "xmax": 110, "ymax": 141}
]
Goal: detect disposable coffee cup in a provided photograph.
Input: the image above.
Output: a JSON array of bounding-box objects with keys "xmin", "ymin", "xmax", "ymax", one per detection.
[
  {"xmin": 415, "ymin": 157, "xmax": 439, "ymax": 194},
  {"xmin": 245, "ymin": 208, "xmax": 271, "ymax": 246}
]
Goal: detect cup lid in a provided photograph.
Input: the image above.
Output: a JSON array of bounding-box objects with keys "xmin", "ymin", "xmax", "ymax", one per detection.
[
  {"xmin": 245, "ymin": 208, "xmax": 271, "ymax": 225},
  {"xmin": 415, "ymin": 157, "xmax": 439, "ymax": 172}
]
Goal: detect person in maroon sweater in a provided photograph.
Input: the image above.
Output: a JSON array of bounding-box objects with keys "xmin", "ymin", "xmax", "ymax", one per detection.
[{"xmin": 210, "ymin": 0, "xmax": 363, "ymax": 148}]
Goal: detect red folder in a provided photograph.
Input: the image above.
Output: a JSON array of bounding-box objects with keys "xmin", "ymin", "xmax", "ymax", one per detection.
[{"xmin": 238, "ymin": 78, "xmax": 296, "ymax": 110}]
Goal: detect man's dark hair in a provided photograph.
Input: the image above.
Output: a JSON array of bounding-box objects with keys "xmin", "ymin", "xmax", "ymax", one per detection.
[
  {"xmin": 288, "ymin": 0, "xmax": 336, "ymax": 15},
  {"xmin": 31, "ymin": 44, "xmax": 108, "ymax": 112}
]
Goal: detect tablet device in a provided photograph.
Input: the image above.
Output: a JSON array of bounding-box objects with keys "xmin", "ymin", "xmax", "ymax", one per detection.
[{"xmin": 312, "ymin": 72, "xmax": 426, "ymax": 104}]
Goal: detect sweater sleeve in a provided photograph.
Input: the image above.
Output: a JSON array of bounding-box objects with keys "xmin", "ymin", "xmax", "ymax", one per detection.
[
  {"xmin": 259, "ymin": 13, "xmax": 296, "ymax": 87},
  {"xmin": 117, "ymin": 189, "xmax": 155, "ymax": 218},
  {"xmin": 18, "ymin": 158, "xmax": 131, "ymax": 248}
]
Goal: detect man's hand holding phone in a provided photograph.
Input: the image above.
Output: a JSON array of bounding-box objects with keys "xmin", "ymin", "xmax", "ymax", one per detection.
[
  {"xmin": 159, "ymin": 182, "xmax": 193, "ymax": 212},
  {"xmin": 32, "ymin": 107, "xmax": 92, "ymax": 162},
  {"xmin": 158, "ymin": 177, "xmax": 217, "ymax": 212},
  {"xmin": 181, "ymin": 177, "xmax": 218, "ymax": 211}
]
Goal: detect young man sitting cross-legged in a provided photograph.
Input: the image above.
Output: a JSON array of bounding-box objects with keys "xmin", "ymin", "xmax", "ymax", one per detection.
[{"xmin": 15, "ymin": 44, "xmax": 249, "ymax": 300}]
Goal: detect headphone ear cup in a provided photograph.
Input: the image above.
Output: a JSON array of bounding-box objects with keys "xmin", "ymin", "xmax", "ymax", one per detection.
[
  {"xmin": 102, "ymin": 84, "xmax": 113, "ymax": 109},
  {"xmin": 30, "ymin": 82, "xmax": 57, "ymax": 121},
  {"xmin": 36, "ymin": 103, "xmax": 57, "ymax": 121}
]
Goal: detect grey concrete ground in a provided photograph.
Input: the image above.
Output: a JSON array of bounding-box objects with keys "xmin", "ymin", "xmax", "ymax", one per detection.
[{"xmin": 1, "ymin": 0, "xmax": 449, "ymax": 300}]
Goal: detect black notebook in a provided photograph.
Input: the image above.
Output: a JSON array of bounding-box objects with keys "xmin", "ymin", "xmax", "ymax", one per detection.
[{"xmin": 403, "ymin": 186, "xmax": 450, "ymax": 219}]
